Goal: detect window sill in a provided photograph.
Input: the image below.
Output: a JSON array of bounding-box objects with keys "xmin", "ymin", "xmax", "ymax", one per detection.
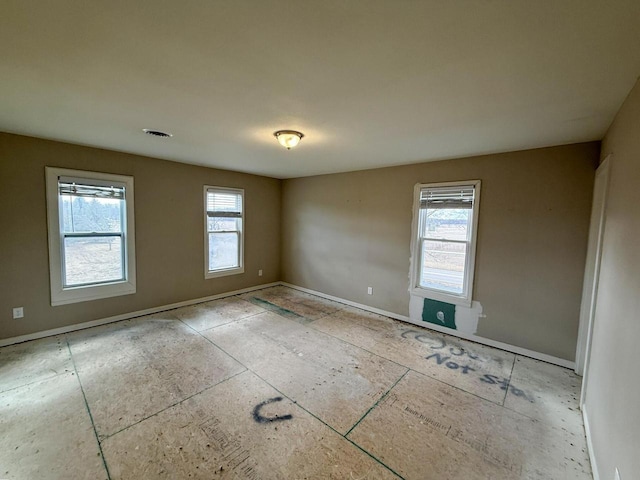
[
  {"xmin": 51, "ymin": 281, "xmax": 136, "ymax": 306},
  {"xmin": 205, "ymin": 267, "xmax": 244, "ymax": 279}
]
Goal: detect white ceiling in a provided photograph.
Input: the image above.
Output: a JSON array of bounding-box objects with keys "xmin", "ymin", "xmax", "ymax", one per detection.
[{"xmin": 2, "ymin": 1, "xmax": 639, "ymax": 179}]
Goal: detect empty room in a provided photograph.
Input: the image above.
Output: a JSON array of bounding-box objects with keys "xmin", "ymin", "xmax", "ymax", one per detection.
[{"xmin": 1, "ymin": 1, "xmax": 639, "ymax": 479}]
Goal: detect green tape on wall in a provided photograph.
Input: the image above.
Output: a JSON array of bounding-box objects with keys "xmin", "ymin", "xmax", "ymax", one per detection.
[{"xmin": 422, "ymin": 298, "xmax": 456, "ymax": 330}]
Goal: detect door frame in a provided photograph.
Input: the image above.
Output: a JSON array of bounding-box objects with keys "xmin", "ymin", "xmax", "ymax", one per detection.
[{"xmin": 576, "ymin": 155, "xmax": 611, "ymax": 403}]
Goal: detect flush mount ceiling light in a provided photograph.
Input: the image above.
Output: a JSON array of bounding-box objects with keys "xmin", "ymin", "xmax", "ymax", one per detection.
[
  {"xmin": 274, "ymin": 130, "xmax": 304, "ymax": 150},
  {"xmin": 142, "ymin": 128, "xmax": 173, "ymax": 138}
]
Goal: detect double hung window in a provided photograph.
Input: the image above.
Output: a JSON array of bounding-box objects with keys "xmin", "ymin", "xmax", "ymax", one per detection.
[
  {"xmin": 46, "ymin": 167, "xmax": 136, "ymax": 305},
  {"xmin": 204, "ymin": 186, "xmax": 244, "ymax": 278},
  {"xmin": 410, "ymin": 181, "xmax": 480, "ymax": 306}
]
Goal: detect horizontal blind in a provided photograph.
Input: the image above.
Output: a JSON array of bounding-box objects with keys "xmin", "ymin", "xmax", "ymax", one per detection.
[
  {"xmin": 59, "ymin": 182, "xmax": 125, "ymax": 199},
  {"xmin": 420, "ymin": 185, "xmax": 475, "ymax": 209},
  {"xmin": 207, "ymin": 189, "xmax": 242, "ymax": 218}
]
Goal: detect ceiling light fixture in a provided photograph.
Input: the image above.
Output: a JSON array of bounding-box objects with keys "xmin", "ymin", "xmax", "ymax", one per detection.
[
  {"xmin": 274, "ymin": 130, "xmax": 304, "ymax": 150},
  {"xmin": 143, "ymin": 129, "xmax": 173, "ymax": 138}
]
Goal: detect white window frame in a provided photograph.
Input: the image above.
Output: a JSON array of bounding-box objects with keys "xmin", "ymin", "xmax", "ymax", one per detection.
[
  {"xmin": 409, "ymin": 180, "xmax": 481, "ymax": 307},
  {"xmin": 45, "ymin": 167, "xmax": 136, "ymax": 306},
  {"xmin": 204, "ymin": 186, "xmax": 244, "ymax": 279}
]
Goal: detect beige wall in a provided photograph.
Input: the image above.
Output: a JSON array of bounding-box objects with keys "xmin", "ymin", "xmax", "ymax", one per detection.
[
  {"xmin": 282, "ymin": 143, "xmax": 599, "ymax": 361},
  {"xmin": 0, "ymin": 133, "xmax": 281, "ymax": 340},
  {"xmin": 584, "ymin": 79, "xmax": 640, "ymax": 479},
  {"xmin": 0, "ymin": 133, "xmax": 600, "ymax": 361}
]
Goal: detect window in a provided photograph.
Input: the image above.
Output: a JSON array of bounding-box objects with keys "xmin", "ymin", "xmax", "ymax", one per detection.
[
  {"xmin": 204, "ymin": 186, "xmax": 244, "ymax": 278},
  {"xmin": 45, "ymin": 167, "xmax": 136, "ymax": 305},
  {"xmin": 410, "ymin": 180, "xmax": 481, "ymax": 306}
]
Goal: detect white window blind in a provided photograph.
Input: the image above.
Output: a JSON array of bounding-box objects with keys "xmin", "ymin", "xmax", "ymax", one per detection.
[
  {"xmin": 59, "ymin": 181, "xmax": 125, "ymax": 199},
  {"xmin": 206, "ymin": 190, "xmax": 242, "ymax": 217},
  {"xmin": 420, "ymin": 185, "xmax": 474, "ymax": 209}
]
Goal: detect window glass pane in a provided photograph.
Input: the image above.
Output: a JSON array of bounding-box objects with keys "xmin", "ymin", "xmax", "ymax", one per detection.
[
  {"xmin": 63, "ymin": 236, "xmax": 124, "ymax": 286},
  {"xmin": 209, "ymin": 232, "xmax": 239, "ymax": 270},
  {"xmin": 207, "ymin": 217, "xmax": 238, "ymax": 232},
  {"xmin": 423, "ymin": 208, "xmax": 470, "ymax": 241},
  {"xmin": 419, "ymin": 240, "xmax": 466, "ymax": 294},
  {"xmin": 61, "ymin": 195, "xmax": 122, "ymax": 233}
]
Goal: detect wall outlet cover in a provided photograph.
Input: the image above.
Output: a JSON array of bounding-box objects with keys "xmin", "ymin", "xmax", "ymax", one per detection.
[
  {"xmin": 367, "ymin": 287, "xmax": 373, "ymax": 295},
  {"xmin": 12, "ymin": 307, "xmax": 24, "ymax": 319}
]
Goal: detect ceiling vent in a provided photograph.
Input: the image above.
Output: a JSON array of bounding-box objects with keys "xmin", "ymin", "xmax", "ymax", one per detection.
[{"xmin": 143, "ymin": 129, "xmax": 172, "ymax": 138}]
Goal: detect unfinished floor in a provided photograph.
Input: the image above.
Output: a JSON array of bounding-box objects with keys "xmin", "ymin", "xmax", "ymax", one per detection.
[{"xmin": 0, "ymin": 286, "xmax": 591, "ymax": 479}]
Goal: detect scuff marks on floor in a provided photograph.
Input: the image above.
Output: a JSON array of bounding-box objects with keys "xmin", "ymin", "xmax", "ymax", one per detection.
[{"xmin": 242, "ymin": 296, "xmax": 305, "ymax": 321}]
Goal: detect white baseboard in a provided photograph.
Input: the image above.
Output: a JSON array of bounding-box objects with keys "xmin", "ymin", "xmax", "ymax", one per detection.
[
  {"xmin": 282, "ymin": 282, "xmax": 576, "ymax": 370},
  {"xmin": 1, "ymin": 280, "xmax": 577, "ymax": 370},
  {"xmin": 582, "ymin": 403, "xmax": 599, "ymax": 480},
  {"xmin": 280, "ymin": 282, "xmax": 412, "ymax": 323},
  {"xmin": 0, "ymin": 282, "xmax": 280, "ymax": 347}
]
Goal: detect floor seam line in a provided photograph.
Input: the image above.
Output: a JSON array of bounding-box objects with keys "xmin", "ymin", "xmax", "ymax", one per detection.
[
  {"xmin": 246, "ymin": 369, "xmax": 405, "ymax": 480},
  {"xmin": 99, "ymin": 367, "xmax": 248, "ymax": 441},
  {"xmin": 199, "ymin": 294, "xmax": 506, "ymax": 407},
  {"xmin": 0, "ymin": 370, "xmax": 70, "ymax": 395},
  {"xmin": 302, "ymin": 323, "xmax": 415, "ymax": 370},
  {"xmin": 186, "ymin": 311, "xmax": 266, "ymax": 334},
  {"xmin": 243, "ymin": 297, "xmax": 304, "ymax": 319},
  {"xmin": 181, "ymin": 321, "xmax": 406, "ymax": 480},
  {"xmin": 184, "ymin": 321, "xmax": 253, "ymax": 372},
  {"xmin": 242, "ymin": 291, "xmax": 347, "ymax": 324},
  {"xmin": 502, "ymin": 356, "xmax": 517, "ymax": 406},
  {"xmin": 298, "ymin": 311, "xmax": 511, "ymax": 407},
  {"xmin": 185, "ymin": 293, "xmax": 510, "ymax": 417},
  {"xmin": 279, "ymin": 285, "xmax": 366, "ymax": 311},
  {"xmin": 197, "ymin": 296, "xmax": 411, "ymax": 376},
  {"xmin": 345, "ymin": 368, "xmax": 410, "ymax": 437},
  {"xmin": 65, "ymin": 338, "xmax": 112, "ymax": 480},
  {"xmin": 407, "ymin": 367, "xmax": 504, "ymax": 407},
  {"xmin": 345, "ymin": 439, "xmax": 406, "ymax": 479},
  {"xmin": 241, "ymin": 300, "xmax": 410, "ymax": 370},
  {"xmin": 285, "ymin": 324, "xmax": 507, "ymax": 407}
]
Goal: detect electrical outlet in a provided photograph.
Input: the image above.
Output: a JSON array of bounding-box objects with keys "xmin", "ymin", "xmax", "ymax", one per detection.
[
  {"xmin": 367, "ymin": 287, "xmax": 373, "ymax": 295},
  {"xmin": 258, "ymin": 269, "xmax": 263, "ymax": 277},
  {"xmin": 13, "ymin": 307, "xmax": 24, "ymax": 319},
  {"xmin": 615, "ymin": 468, "xmax": 621, "ymax": 480}
]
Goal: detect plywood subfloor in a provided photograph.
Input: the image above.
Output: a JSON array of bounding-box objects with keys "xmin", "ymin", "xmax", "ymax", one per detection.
[{"xmin": 0, "ymin": 286, "xmax": 591, "ymax": 479}]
